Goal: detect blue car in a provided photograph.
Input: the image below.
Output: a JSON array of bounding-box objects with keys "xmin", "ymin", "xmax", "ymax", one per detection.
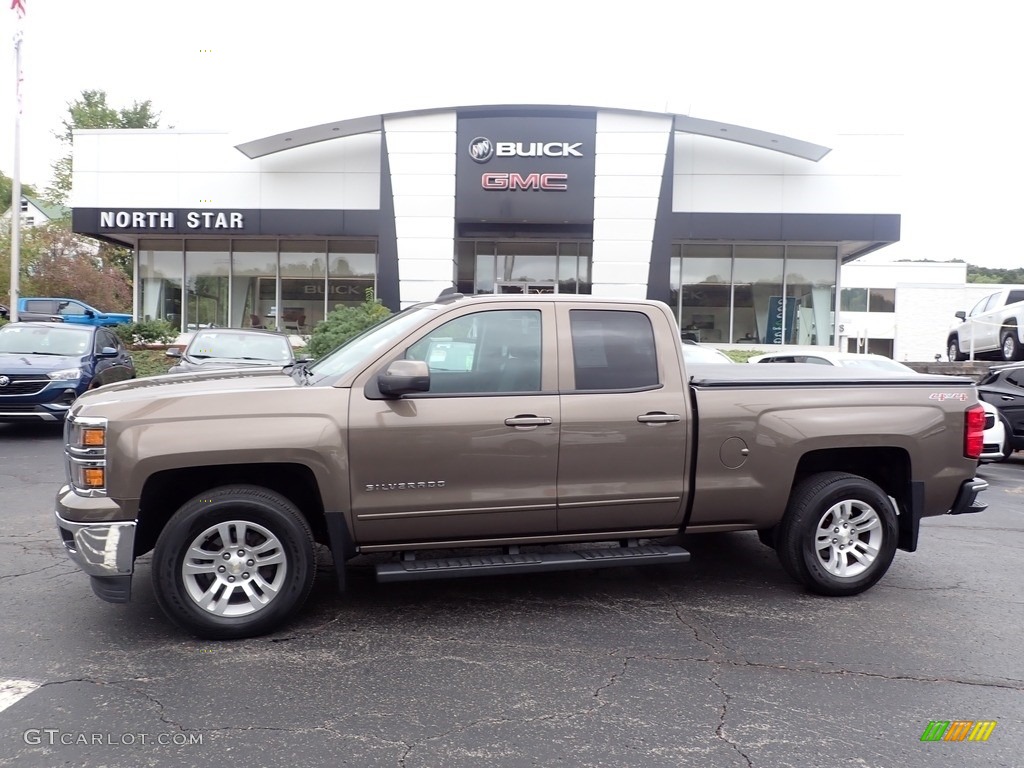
[
  {"xmin": 0, "ymin": 323, "xmax": 136, "ymax": 423},
  {"xmin": 16, "ymin": 297, "xmax": 133, "ymax": 327}
]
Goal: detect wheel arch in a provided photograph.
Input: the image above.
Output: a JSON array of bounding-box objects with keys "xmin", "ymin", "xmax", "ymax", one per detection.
[
  {"xmin": 792, "ymin": 447, "xmax": 915, "ymax": 550},
  {"xmin": 135, "ymin": 463, "xmax": 328, "ymax": 558}
]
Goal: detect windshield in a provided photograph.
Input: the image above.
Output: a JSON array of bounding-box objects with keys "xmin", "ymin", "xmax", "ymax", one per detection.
[
  {"xmin": 0, "ymin": 325, "xmax": 92, "ymax": 356},
  {"xmin": 307, "ymin": 304, "xmax": 438, "ymax": 382},
  {"xmin": 186, "ymin": 331, "xmax": 293, "ymax": 363}
]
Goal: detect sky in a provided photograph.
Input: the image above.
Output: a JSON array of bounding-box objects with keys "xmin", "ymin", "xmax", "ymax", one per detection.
[{"xmin": 1, "ymin": 0, "xmax": 1021, "ymax": 269}]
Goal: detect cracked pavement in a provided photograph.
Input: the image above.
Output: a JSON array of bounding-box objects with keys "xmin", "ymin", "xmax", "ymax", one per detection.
[{"xmin": 0, "ymin": 423, "xmax": 1022, "ymax": 767}]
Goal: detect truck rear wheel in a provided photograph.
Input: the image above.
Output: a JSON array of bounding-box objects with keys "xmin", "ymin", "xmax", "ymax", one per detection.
[
  {"xmin": 776, "ymin": 472, "xmax": 897, "ymax": 596},
  {"xmin": 152, "ymin": 485, "xmax": 316, "ymax": 640},
  {"xmin": 947, "ymin": 337, "xmax": 966, "ymax": 362},
  {"xmin": 1001, "ymin": 328, "xmax": 1022, "ymax": 361}
]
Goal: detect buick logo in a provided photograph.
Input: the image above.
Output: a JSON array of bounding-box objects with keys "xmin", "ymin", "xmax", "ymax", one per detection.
[
  {"xmin": 0, "ymin": 376, "xmax": 9, "ymax": 387},
  {"xmin": 468, "ymin": 136, "xmax": 493, "ymax": 163}
]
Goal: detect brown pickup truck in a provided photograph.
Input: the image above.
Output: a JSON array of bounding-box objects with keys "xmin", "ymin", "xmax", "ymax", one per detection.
[{"xmin": 55, "ymin": 292, "xmax": 989, "ymax": 639}]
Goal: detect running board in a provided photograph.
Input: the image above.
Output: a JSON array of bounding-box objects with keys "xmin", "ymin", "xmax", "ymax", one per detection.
[{"xmin": 375, "ymin": 543, "xmax": 690, "ymax": 583}]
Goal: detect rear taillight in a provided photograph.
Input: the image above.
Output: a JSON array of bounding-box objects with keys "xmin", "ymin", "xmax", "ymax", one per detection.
[{"xmin": 965, "ymin": 403, "xmax": 985, "ymax": 459}]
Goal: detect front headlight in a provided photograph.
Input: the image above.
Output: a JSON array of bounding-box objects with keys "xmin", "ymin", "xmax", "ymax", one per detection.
[
  {"xmin": 65, "ymin": 415, "xmax": 108, "ymax": 497},
  {"xmin": 48, "ymin": 367, "xmax": 83, "ymax": 381}
]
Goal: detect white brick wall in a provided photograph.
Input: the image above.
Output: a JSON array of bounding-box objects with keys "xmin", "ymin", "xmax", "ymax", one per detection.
[{"xmin": 383, "ymin": 112, "xmax": 457, "ymax": 307}]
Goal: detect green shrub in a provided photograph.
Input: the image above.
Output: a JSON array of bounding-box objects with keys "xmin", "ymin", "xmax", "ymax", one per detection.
[
  {"xmin": 306, "ymin": 298, "xmax": 392, "ymax": 359},
  {"xmin": 115, "ymin": 318, "xmax": 178, "ymax": 348},
  {"xmin": 0, "ymin": 316, "xmax": 7, "ymax": 328},
  {"xmin": 723, "ymin": 348, "xmax": 763, "ymax": 363}
]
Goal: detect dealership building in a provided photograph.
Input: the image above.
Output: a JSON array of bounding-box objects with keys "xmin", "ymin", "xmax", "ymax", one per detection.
[{"xmin": 70, "ymin": 104, "xmax": 902, "ymax": 348}]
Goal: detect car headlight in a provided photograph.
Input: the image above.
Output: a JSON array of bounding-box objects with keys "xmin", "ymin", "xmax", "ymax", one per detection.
[
  {"xmin": 48, "ymin": 367, "xmax": 83, "ymax": 381},
  {"xmin": 65, "ymin": 415, "xmax": 108, "ymax": 497}
]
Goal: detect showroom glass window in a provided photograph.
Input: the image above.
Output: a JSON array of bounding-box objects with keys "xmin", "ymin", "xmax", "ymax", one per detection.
[
  {"xmin": 328, "ymin": 240, "xmax": 377, "ymax": 315},
  {"xmin": 138, "ymin": 239, "xmax": 184, "ymax": 330},
  {"xmin": 672, "ymin": 243, "xmax": 837, "ymax": 346},
  {"xmin": 670, "ymin": 244, "xmax": 732, "ymax": 343},
  {"xmin": 232, "ymin": 240, "xmax": 278, "ymax": 329},
  {"xmin": 184, "ymin": 239, "xmax": 230, "ymax": 329},
  {"xmin": 733, "ymin": 245, "xmax": 785, "ymax": 344},
  {"xmin": 784, "ymin": 245, "xmax": 838, "ymax": 345},
  {"xmin": 279, "ymin": 240, "xmax": 326, "ymax": 333}
]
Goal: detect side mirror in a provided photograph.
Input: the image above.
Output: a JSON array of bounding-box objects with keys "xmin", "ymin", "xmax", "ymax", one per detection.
[
  {"xmin": 165, "ymin": 347, "xmax": 182, "ymax": 358},
  {"xmin": 98, "ymin": 346, "xmax": 118, "ymax": 357},
  {"xmin": 378, "ymin": 359, "xmax": 430, "ymax": 397},
  {"xmin": 955, "ymin": 311, "xmax": 966, "ymax": 320},
  {"xmin": 84, "ymin": 309, "xmax": 96, "ymax": 318}
]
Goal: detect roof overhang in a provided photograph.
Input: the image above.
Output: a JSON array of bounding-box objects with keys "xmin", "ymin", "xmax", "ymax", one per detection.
[{"xmin": 234, "ymin": 104, "xmax": 831, "ymax": 162}]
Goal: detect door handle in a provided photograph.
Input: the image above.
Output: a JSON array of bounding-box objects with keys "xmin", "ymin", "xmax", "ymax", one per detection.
[
  {"xmin": 1002, "ymin": 396, "xmax": 1014, "ymax": 401},
  {"xmin": 505, "ymin": 416, "xmax": 553, "ymax": 427},
  {"xmin": 637, "ymin": 412, "xmax": 681, "ymax": 424}
]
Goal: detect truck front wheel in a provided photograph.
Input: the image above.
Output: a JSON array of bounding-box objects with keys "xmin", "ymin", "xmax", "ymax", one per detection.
[
  {"xmin": 152, "ymin": 485, "xmax": 316, "ymax": 639},
  {"xmin": 776, "ymin": 472, "xmax": 897, "ymax": 596}
]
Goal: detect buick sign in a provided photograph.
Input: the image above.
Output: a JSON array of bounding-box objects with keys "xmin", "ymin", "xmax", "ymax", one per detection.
[
  {"xmin": 469, "ymin": 137, "xmax": 584, "ymax": 163},
  {"xmin": 469, "ymin": 137, "xmax": 494, "ymax": 163}
]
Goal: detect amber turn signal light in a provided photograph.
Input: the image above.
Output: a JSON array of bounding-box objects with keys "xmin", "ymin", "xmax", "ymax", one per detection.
[
  {"xmin": 82, "ymin": 428, "xmax": 105, "ymax": 447},
  {"xmin": 83, "ymin": 468, "xmax": 105, "ymax": 487}
]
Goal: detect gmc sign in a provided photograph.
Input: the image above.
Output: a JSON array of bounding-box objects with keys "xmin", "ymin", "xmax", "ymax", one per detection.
[
  {"xmin": 456, "ymin": 113, "xmax": 596, "ymax": 222},
  {"xmin": 481, "ymin": 172, "xmax": 568, "ymax": 191}
]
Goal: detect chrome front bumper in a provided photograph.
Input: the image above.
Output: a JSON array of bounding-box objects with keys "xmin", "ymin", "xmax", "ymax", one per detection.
[{"xmin": 55, "ymin": 508, "xmax": 136, "ymax": 603}]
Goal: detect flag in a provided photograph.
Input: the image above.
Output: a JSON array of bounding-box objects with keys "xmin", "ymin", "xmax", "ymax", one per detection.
[{"xmin": 11, "ymin": 0, "xmax": 26, "ymax": 18}]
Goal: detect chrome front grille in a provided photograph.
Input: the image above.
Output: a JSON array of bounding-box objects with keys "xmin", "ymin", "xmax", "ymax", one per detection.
[{"xmin": 0, "ymin": 375, "xmax": 48, "ymax": 396}]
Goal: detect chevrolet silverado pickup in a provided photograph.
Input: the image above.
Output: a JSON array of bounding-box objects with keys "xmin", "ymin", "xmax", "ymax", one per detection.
[{"xmin": 55, "ymin": 291, "xmax": 989, "ymax": 639}]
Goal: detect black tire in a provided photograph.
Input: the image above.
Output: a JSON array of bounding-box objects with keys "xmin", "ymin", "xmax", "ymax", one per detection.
[
  {"xmin": 776, "ymin": 472, "xmax": 898, "ymax": 596},
  {"xmin": 947, "ymin": 336, "xmax": 966, "ymax": 362},
  {"xmin": 1001, "ymin": 328, "xmax": 1023, "ymax": 362},
  {"xmin": 152, "ymin": 485, "xmax": 316, "ymax": 640}
]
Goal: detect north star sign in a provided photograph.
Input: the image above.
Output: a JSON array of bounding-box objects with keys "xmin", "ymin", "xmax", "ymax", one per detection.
[{"xmin": 99, "ymin": 210, "xmax": 245, "ymax": 229}]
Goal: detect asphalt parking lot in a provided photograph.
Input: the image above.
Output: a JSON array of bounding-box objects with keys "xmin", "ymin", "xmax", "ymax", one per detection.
[{"xmin": 0, "ymin": 422, "xmax": 1021, "ymax": 768}]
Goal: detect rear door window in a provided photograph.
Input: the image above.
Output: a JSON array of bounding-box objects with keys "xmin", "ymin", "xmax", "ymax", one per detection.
[{"xmin": 569, "ymin": 310, "xmax": 658, "ymax": 391}]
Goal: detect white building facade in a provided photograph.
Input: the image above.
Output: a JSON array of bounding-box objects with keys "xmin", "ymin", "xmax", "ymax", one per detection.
[{"xmin": 69, "ymin": 104, "xmax": 902, "ymax": 343}]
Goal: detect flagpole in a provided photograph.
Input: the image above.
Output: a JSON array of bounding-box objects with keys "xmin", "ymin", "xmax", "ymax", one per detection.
[
  {"xmin": 9, "ymin": 5, "xmax": 23, "ymax": 322},
  {"xmin": 10, "ymin": 24, "xmax": 21, "ymax": 319}
]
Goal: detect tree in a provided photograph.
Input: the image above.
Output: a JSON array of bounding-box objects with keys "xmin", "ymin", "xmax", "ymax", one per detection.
[
  {"xmin": 0, "ymin": 170, "xmax": 38, "ymax": 212},
  {"xmin": 46, "ymin": 89, "xmax": 161, "ymax": 204},
  {"xmin": 306, "ymin": 295, "xmax": 393, "ymax": 359},
  {"xmin": 14, "ymin": 222, "xmax": 132, "ymax": 311}
]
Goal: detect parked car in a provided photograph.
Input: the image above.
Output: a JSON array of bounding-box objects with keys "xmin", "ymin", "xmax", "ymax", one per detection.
[
  {"xmin": 748, "ymin": 350, "xmax": 916, "ymax": 373},
  {"xmin": 680, "ymin": 339, "xmax": 734, "ymax": 365},
  {"xmin": 976, "ymin": 362, "xmax": 1024, "ymax": 457},
  {"xmin": 0, "ymin": 322, "xmax": 135, "ymax": 422},
  {"xmin": 0, "ymin": 303, "xmax": 8, "ymax": 319},
  {"xmin": 978, "ymin": 400, "xmax": 1010, "ymax": 462},
  {"xmin": 947, "ymin": 287, "xmax": 1024, "ymax": 362},
  {"xmin": 16, "ymin": 298, "xmax": 133, "ymax": 327},
  {"xmin": 166, "ymin": 328, "xmax": 297, "ymax": 374}
]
